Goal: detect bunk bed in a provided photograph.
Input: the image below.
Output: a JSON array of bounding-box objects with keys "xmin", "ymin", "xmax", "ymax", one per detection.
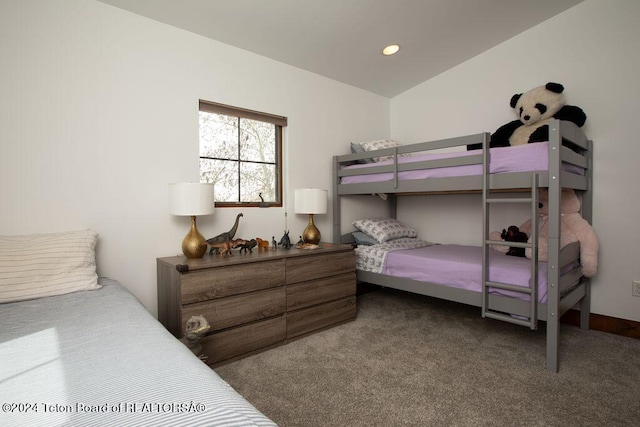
[{"xmin": 332, "ymin": 119, "xmax": 593, "ymax": 372}]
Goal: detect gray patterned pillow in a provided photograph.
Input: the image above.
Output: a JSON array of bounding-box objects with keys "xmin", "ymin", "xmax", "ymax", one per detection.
[
  {"xmin": 352, "ymin": 218, "xmax": 417, "ymax": 243},
  {"xmin": 358, "ymin": 139, "xmax": 411, "ymax": 163},
  {"xmin": 350, "ymin": 142, "xmax": 374, "ymax": 164}
]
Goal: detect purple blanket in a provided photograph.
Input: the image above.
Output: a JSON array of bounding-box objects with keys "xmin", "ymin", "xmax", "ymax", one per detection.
[
  {"xmin": 381, "ymin": 244, "xmax": 549, "ymax": 302},
  {"xmin": 342, "ymin": 142, "xmax": 583, "ymax": 184}
]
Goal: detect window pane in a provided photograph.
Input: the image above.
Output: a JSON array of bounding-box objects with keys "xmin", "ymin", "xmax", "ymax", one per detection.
[
  {"xmin": 239, "ymin": 118, "xmax": 275, "ymax": 163},
  {"xmin": 201, "ymin": 158, "xmax": 239, "ymax": 202},
  {"xmin": 199, "ymin": 100, "xmax": 283, "ymax": 206},
  {"xmin": 200, "ymin": 158, "xmax": 219, "ymax": 184},
  {"xmin": 199, "ymin": 112, "xmax": 239, "ymax": 160},
  {"xmin": 240, "ymin": 162, "xmax": 276, "ymax": 202}
]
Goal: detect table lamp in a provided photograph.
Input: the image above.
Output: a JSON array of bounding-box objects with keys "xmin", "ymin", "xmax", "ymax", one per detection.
[
  {"xmin": 169, "ymin": 183, "xmax": 215, "ymax": 259},
  {"xmin": 294, "ymin": 188, "xmax": 328, "ymax": 245}
]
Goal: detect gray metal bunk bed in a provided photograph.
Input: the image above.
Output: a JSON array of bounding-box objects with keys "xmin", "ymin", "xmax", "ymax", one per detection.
[{"xmin": 332, "ymin": 119, "xmax": 593, "ymax": 372}]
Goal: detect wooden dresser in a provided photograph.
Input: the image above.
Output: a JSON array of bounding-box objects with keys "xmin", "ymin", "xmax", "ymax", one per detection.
[{"xmin": 157, "ymin": 243, "xmax": 356, "ymax": 366}]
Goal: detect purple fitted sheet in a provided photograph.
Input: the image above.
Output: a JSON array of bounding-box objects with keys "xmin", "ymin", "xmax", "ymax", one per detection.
[
  {"xmin": 381, "ymin": 244, "xmax": 549, "ymax": 303},
  {"xmin": 341, "ymin": 142, "xmax": 583, "ymax": 184}
]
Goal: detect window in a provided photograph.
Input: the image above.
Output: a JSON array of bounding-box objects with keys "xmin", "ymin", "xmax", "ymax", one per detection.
[{"xmin": 199, "ymin": 100, "xmax": 287, "ymax": 207}]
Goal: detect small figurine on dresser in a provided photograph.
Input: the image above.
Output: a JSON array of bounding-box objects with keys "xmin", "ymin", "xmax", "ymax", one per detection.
[
  {"xmin": 206, "ymin": 213, "xmax": 243, "ymax": 255},
  {"xmin": 256, "ymin": 238, "xmax": 270, "ymax": 251},
  {"xmin": 238, "ymin": 238, "xmax": 257, "ymax": 254},
  {"xmin": 278, "ymin": 230, "xmax": 292, "ymax": 249}
]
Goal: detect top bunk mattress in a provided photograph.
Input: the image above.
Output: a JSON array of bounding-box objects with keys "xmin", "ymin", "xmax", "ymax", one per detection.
[{"xmin": 341, "ymin": 142, "xmax": 584, "ymax": 185}]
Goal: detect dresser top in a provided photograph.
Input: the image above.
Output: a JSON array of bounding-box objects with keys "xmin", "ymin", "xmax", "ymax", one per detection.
[{"xmin": 157, "ymin": 242, "xmax": 354, "ymax": 272}]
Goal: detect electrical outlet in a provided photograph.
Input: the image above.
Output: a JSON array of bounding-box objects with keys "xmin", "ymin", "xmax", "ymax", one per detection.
[{"xmin": 633, "ymin": 281, "xmax": 640, "ymax": 297}]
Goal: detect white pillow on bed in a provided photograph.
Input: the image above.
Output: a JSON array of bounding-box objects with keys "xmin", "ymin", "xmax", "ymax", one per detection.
[
  {"xmin": 0, "ymin": 229, "xmax": 100, "ymax": 303},
  {"xmin": 352, "ymin": 218, "xmax": 417, "ymax": 243}
]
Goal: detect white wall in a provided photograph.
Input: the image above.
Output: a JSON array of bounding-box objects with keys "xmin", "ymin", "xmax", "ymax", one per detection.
[
  {"xmin": 3, "ymin": 0, "xmax": 638, "ymax": 323},
  {"xmin": 0, "ymin": 0, "xmax": 389, "ymax": 316},
  {"xmin": 390, "ymin": 0, "xmax": 640, "ymax": 322}
]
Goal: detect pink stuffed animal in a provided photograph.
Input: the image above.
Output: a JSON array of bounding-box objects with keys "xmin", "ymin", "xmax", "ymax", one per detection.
[{"xmin": 490, "ymin": 188, "xmax": 598, "ymax": 277}]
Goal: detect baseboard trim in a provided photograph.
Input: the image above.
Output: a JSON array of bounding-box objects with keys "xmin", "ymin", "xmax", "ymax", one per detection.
[{"xmin": 561, "ymin": 309, "xmax": 640, "ymax": 339}]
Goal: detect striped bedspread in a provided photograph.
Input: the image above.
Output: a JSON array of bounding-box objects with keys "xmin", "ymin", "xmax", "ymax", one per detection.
[{"xmin": 0, "ymin": 278, "xmax": 275, "ymax": 427}]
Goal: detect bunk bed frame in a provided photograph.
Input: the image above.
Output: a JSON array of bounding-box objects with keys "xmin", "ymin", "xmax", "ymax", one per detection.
[{"xmin": 332, "ymin": 119, "xmax": 593, "ymax": 372}]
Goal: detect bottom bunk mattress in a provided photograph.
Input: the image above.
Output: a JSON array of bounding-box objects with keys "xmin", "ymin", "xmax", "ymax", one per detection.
[
  {"xmin": 0, "ymin": 278, "xmax": 275, "ymax": 427},
  {"xmin": 357, "ymin": 243, "xmax": 551, "ymax": 303}
]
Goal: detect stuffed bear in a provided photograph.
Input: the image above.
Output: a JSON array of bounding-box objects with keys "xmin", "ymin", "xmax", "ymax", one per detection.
[
  {"xmin": 501, "ymin": 225, "xmax": 528, "ymax": 257},
  {"xmin": 469, "ymin": 82, "xmax": 586, "ymax": 150},
  {"xmin": 490, "ymin": 188, "xmax": 598, "ymax": 277}
]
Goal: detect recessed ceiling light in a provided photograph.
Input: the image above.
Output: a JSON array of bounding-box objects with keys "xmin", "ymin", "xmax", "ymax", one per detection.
[{"xmin": 382, "ymin": 44, "xmax": 400, "ymax": 56}]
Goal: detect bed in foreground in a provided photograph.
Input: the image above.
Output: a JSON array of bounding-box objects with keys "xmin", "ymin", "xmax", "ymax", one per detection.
[{"xmin": 0, "ymin": 230, "xmax": 274, "ymax": 427}]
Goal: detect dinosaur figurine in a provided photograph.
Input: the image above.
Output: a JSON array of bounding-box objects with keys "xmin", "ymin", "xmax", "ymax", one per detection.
[
  {"xmin": 207, "ymin": 213, "xmax": 243, "ymax": 255},
  {"xmin": 180, "ymin": 315, "xmax": 210, "ymax": 358},
  {"xmin": 233, "ymin": 238, "xmax": 249, "ymax": 249},
  {"xmin": 238, "ymin": 239, "xmax": 257, "ymax": 254},
  {"xmin": 278, "ymin": 230, "xmax": 292, "ymax": 249},
  {"xmin": 206, "ymin": 240, "xmax": 234, "ymax": 258}
]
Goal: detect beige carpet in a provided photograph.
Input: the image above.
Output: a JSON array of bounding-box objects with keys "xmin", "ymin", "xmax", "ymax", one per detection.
[{"xmin": 215, "ymin": 288, "xmax": 640, "ymax": 426}]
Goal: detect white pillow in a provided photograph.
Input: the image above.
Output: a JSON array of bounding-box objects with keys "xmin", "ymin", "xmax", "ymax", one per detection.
[
  {"xmin": 358, "ymin": 139, "xmax": 411, "ymax": 163},
  {"xmin": 352, "ymin": 218, "xmax": 417, "ymax": 243},
  {"xmin": 0, "ymin": 229, "xmax": 100, "ymax": 303}
]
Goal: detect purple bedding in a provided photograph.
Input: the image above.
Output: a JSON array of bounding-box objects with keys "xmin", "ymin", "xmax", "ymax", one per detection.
[
  {"xmin": 381, "ymin": 244, "xmax": 549, "ymax": 303},
  {"xmin": 341, "ymin": 142, "xmax": 583, "ymax": 185}
]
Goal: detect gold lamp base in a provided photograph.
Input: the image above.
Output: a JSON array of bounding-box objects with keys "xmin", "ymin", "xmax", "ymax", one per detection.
[
  {"xmin": 182, "ymin": 216, "xmax": 207, "ymax": 259},
  {"xmin": 302, "ymin": 214, "xmax": 321, "ymax": 245}
]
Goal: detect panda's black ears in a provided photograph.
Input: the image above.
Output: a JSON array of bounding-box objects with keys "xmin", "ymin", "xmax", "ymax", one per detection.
[
  {"xmin": 510, "ymin": 93, "xmax": 522, "ymax": 108},
  {"xmin": 509, "ymin": 82, "xmax": 565, "ymax": 108},
  {"xmin": 545, "ymin": 82, "xmax": 564, "ymax": 93}
]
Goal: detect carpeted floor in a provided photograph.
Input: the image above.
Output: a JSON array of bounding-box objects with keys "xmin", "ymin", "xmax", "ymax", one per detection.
[{"xmin": 215, "ymin": 288, "xmax": 640, "ymax": 426}]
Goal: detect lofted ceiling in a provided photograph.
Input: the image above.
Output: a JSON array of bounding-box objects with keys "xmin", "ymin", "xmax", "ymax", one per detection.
[{"xmin": 98, "ymin": 0, "xmax": 584, "ymax": 98}]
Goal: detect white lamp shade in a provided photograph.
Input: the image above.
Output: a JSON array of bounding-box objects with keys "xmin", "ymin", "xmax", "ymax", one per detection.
[
  {"xmin": 169, "ymin": 183, "xmax": 215, "ymax": 216},
  {"xmin": 294, "ymin": 188, "xmax": 327, "ymax": 214}
]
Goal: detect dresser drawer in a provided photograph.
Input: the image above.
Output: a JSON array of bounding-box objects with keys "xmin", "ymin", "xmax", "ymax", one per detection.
[
  {"xmin": 158, "ymin": 244, "xmax": 356, "ymax": 364},
  {"xmin": 180, "ymin": 259, "xmax": 285, "ymax": 304},
  {"xmin": 287, "ymin": 296, "xmax": 356, "ymax": 339},
  {"xmin": 182, "ymin": 287, "xmax": 286, "ymax": 333},
  {"xmin": 285, "ymin": 251, "xmax": 355, "ymax": 284},
  {"xmin": 201, "ymin": 316, "xmax": 286, "ymax": 364},
  {"xmin": 287, "ymin": 272, "xmax": 356, "ymax": 311}
]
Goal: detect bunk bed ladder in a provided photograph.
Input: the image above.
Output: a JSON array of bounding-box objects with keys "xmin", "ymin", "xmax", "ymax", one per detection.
[{"xmin": 481, "ymin": 167, "xmax": 540, "ymax": 330}]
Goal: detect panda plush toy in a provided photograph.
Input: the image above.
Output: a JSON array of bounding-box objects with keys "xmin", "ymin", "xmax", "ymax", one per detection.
[{"xmin": 469, "ymin": 82, "xmax": 586, "ymax": 150}]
